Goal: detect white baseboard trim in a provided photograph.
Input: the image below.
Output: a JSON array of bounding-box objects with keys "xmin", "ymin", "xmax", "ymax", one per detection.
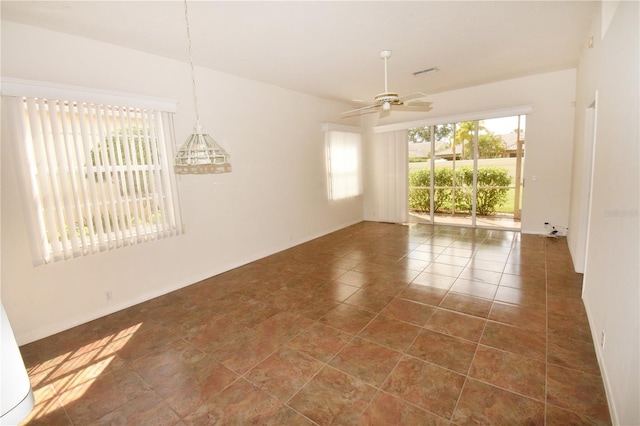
[
  {"xmin": 583, "ymin": 298, "xmax": 618, "ymax": 425},
  {"xmin": 17, "ymin": 218, "xmax": 364, "ymax": 346}
]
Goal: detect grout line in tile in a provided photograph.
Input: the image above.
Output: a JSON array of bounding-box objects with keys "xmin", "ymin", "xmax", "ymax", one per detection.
[{"xmin": 22, "ymin": 223, "xmax": 605, "ymax": 425}]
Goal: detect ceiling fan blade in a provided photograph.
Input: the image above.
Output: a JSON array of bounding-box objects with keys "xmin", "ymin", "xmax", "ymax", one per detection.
[
  {"xmin": 403, "ymin": 100, "xmax": 433, "ymax": 108},
  {"xmin": 341, "ymin": 51, "xmax": 435, "ymax": 119},
  {"xmin": 399, "ymin": 92, "xmax": 429, "ymax": 102},
  {"xmin": 391, "ymin": 104, "xmax": 434, "ymax": 113},
  {"xmin": 340, "ymin": 104, "xmax": 381, "ymax": 118}
]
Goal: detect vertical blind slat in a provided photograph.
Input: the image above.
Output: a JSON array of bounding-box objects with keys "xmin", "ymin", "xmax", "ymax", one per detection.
[
  {"xmin": 153, "ymin": 112, "xmax": 171, "ymax": 238},
  {"xmin": 102, "ymin": 105, "xmax": 127, "ymax": 245},
  {"xmin": 48, "ymin": 100, "xmax": 80, "ymax": 257},
  {"xmin": 31, "ymin": 98, "xmax": 64, "ymax": 260},
  {"xmin": 114, "ymin": 107, "xmax": 135, "ymax": 241},
  {"xmin": 137, "ymin": 111, "xmax": 153, "ymax": 239},
  {"xmin": 144, "ymin": 111, "xmax": 160, "ymax": 237},
  {"xmin": 58, "ymin": 101, "xmax": 86, "ymax": 255},
  {"xmin": 123, "ymin": 108, "xmax": 145, "ymax": 240},
  {"xmin": 94, "ymin": 104, "xmax": 118, "ymax": 246},
  {"xmin": 80, "ymin": 102, "xmax": 108, "ymax": 249},
  {"xmin": 66, "ymin": 102, "xmax": 90, "ymax": 253},
  {"xmin": 71, "ymin": 102, "xmax": 98, "ymax": 252},
  {"xmin": 161, "ymin": 112, "xmax": 183, "ymax": 236},
  {"xmin": 135, "ymin": 111, "xmax": 153, "ymax": 238},
  {"xmin": 18, "ymin": 98, "xmax": 50, "ymax": 264},
  {"xmin": 107, "ymin": 106, "xmax": 128, "ymax": 242},
  {"xmin": 148, "ymin": 111, "xmax": 166, "ymax": 238},
  {"xmin": 114, "ymin": 107, "xmax": 134, "ymax": 243}
]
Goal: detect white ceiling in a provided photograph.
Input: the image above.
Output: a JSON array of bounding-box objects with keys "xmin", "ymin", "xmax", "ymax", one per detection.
[{"xmin": 2, "ymin": 1, "xmax": 597, "ymax": 106}]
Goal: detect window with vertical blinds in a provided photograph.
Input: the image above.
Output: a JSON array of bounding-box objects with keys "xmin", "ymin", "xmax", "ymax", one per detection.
[
  {"xmin": 3, "ymin": 81, "xmax": 183, "ymax": 265},
  {"xmin": 324, "ymin": 126, "xmax": 362, "ymax": 201}
]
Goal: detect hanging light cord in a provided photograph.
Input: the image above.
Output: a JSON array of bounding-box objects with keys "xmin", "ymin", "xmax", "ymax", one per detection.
[
  {"xmin": 183, "ymin": 0, "xmax": 200, "ymax": 127},
  {"xmin": 175, "ymin": 0, "xmax": 231, "ymax": 174}
]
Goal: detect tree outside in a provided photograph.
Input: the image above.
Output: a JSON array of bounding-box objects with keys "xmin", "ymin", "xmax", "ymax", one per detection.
[
  {"xmin": 408, "ymin": 124, "xmax": 454, "ymax": 145},
  {"xmin": 447, "ymin": 121, "xmax": 507, "ymax": 159}
]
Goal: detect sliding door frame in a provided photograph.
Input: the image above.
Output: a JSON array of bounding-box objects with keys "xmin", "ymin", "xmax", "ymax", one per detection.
[{"xmin": 394, "ymin": 106, "xmax": 532, "ymax": 230}]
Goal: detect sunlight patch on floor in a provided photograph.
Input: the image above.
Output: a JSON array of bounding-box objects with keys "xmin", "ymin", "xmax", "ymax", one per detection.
[{"xmin": 21, "ymin": 323, "xmax": 142, "ymax": 424}]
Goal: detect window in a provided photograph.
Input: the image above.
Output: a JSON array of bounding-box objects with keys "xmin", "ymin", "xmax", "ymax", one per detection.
[
  {"xmin": 324, "ymin": 125, "xmax": 362, "ymax": 201},
  {"xmin": 3, "ymin": 80, "xmax": 182, "ymax": 265}
]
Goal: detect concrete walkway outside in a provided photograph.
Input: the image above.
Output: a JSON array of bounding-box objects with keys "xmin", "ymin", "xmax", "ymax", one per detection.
[{"xmin": 409, "ymin": 212, "xmax": 521, "ymax": 230}]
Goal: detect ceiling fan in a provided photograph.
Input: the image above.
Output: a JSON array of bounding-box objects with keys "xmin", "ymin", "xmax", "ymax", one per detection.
[{"xmin": 341, "ymin": 50, "xmax": 433, "ymax": 118}]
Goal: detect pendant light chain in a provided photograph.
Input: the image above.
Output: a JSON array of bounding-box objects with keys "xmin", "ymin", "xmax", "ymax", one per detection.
[
  {"xmin": 174, "ymin": 0, "xmax": 231, "ymax": 174},
  {"xmin": 184, "ymin": 0, "xmax": 200, "ymax": 127}
]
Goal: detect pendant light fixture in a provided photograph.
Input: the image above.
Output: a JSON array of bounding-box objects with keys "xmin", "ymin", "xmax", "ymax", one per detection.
[{"xmin": 175, "ymin": 0, "xmax": 231, "ymax": 174}]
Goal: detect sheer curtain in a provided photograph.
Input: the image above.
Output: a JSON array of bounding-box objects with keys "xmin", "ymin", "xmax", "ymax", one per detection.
[
  {"xmin": 3, "ymin": 89, "xmax": 183, "ymax": 266},
  {"xmin": 326, "ymin": 130, "xmax": 363, "ymax": 201}
]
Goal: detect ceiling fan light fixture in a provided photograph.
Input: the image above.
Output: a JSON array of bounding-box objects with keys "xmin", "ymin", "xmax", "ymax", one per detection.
[
  {"xmin": 340, "ymin": 49, "xmax": 434, "ymax": 118},
  {"xmin": 174, "ymin": 0, "xmax": 231, "ymax": 175}
]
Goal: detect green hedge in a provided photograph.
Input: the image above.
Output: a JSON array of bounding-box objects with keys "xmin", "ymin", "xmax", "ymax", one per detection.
[
  {"xmin": 408, "ymin": 168, "xmax": 452, "ymax": 213},
  {"xmin": 408, "ymin": 166, "xmax": 512, "ymax": 215}
]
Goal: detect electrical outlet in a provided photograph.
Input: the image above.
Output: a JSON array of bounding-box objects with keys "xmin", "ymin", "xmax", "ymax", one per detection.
[
  {"xmin": 600, "ymin": 330, "xmax": 606, "ymax": 349},
  {"xmin": 105, "ymin": 290, "xmax": 113, "ymax": 301}
]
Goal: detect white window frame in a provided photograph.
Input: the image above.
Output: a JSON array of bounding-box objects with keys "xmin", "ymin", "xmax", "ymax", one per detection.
[{"xmin": 2, "ymin": 78, "xmax": 183, "ymax": 265}]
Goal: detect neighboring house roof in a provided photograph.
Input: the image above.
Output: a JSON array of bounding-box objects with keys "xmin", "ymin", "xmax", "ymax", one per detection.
[
  {"xmin": 435, "ymin": 144, "xmax": 464, "ymax": 159},
  {"xmin": 502, "ymin": 132, "xmax": 525, "ymax": 152},
  {"xmin": 432, "ymin": 132, "xmax": 525, "ymax": 159}
]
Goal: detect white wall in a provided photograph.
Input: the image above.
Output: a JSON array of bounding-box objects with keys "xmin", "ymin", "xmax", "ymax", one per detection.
[
  {"xmin": 363, "ymin": 69, "xmax": 577, "ymax": 235},
  {"xmin": 0, "ymin": 21, "xmax": 363, "ymax": 344},
  {"xmin": 569, "ymin": 2, "xmax": 639, "ymax": 424}
]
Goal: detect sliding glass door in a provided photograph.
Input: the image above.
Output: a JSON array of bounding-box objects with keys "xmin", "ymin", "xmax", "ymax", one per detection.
[
  {"xmin": 434, "ymin": 121, "xmax": 473, "ymax": 227},
  {"xmin": 408, "ymin": 115, "xmax": 525, "ymax": 230},
  {"xmin": 474, "ymin": 116, "xmax": 525, "ymax": 228}
]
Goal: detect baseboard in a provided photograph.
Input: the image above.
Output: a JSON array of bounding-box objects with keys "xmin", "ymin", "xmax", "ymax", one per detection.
[
  {"xmin": 17, "ymin": 218, "xmax": 364, "ymax": 346},
  {"xmin": 583, "ymin": 298, "xmax": 618, "ymax": 425}
]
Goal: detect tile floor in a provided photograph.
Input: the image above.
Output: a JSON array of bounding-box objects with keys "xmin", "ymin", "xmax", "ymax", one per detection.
[{"xmin": 19, "ymin": 222, "xmax": 611, "ymax": 425}]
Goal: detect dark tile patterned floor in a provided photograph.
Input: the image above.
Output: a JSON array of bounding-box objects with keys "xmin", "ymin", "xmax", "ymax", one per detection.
[{"xmin": 18, "ymin": 222, "xmax": 611, "ymax": 425}]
